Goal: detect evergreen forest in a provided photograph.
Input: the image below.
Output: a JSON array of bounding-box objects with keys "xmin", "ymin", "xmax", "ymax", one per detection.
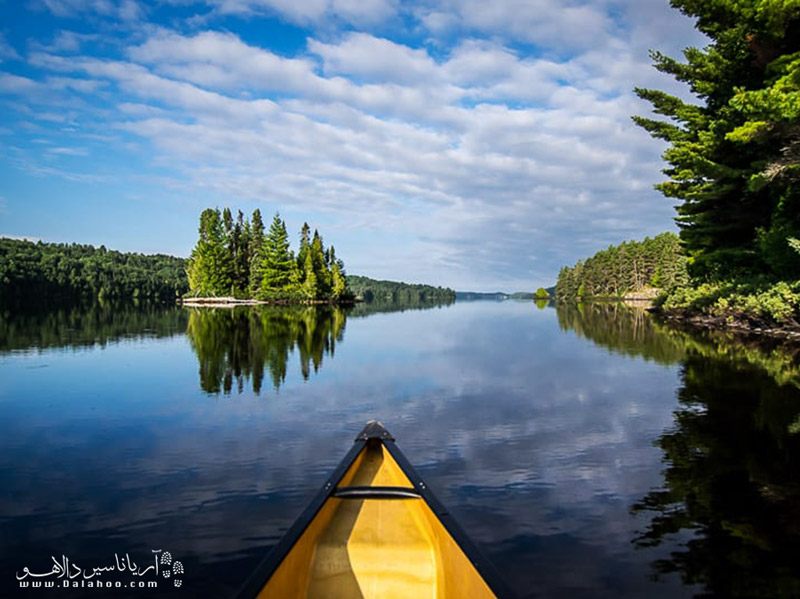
[
  {"xmin": 629, "ymin": 0, "xmax": 800, "ymax": 325},
  {"xmin": 0, "ymin": 237, "xmax": 188, "ymax": 305},
  {"xmin": 347, "ymin": 275, "xmax": 456, "ymax": 304},
  {"xmin": 186, "ymin": 208, "xmax": 351, "ymax": 302},
  {"xmin": 555, "ymin": 232, "xmax": 688, "ymax": 301}
]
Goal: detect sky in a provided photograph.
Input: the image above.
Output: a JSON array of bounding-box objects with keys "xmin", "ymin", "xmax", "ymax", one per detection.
[{"xmin": 0, "ymin": 0, "xmax": 707, "ymax": 291}]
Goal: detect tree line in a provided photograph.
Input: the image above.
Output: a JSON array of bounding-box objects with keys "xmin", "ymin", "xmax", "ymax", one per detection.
[
  {"xmin": 555, "ymin": 232, "xmax": 688, "ymax": 301},
  {"xmin": 186, "ymin": 208, "xmax": 351, "ymax": 302},
  {"xmin": 0, "ymin": 237, "xmax": 188, "ymax": 305},
  {"xmin": 347, "ymin": 275, "xmax": 455, "ymax": 304}
]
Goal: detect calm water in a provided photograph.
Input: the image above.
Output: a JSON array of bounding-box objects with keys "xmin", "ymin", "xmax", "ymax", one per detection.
[{"xmin": 1, "ymin": 300, "xmax": 799, "ymax": 598}]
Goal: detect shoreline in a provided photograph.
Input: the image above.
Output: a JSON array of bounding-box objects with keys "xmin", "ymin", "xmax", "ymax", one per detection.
[
  {"xmin": 179, "ymin": 296, "xmax": 359, "ymax": 308},
  {"xmin": 649, "ymin": 306, "xmax": 800, "ymax": 344}
]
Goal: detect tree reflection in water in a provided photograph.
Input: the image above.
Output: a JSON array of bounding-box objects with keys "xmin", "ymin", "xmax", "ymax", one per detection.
[
  {"xmin": 186, "ymin": 306, "xmax": 346, "ymax": 394},
  {"xmin": 558, "ymin": 303, "xmax": 800, "ymax": 598}
]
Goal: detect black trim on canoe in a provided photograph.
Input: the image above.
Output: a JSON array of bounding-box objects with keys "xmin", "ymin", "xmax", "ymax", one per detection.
[
  {"xmin": 380, "ymin": 434, "xmax": 514, "ymax": 599},
  {"xmin": 236, "ymin": 420, "xmax": 514, "ymax": 599}
]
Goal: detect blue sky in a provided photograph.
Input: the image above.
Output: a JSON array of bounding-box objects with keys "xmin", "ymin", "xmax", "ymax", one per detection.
[{"xmin": 0, "ymin": 0, "xmax": 706, "ymax": 291}]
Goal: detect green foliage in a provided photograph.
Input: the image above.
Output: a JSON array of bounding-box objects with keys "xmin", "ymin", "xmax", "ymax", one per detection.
[
  {"xmin": 228, "ymin": 210, "xmax": 251, "ymax": 295},
  {"xmin": 187, "ymin": 208, "xmax": 350, "ymax": 302},
  {"xmin": 259, "ymin": 213, "xmax": 296, "ymax": 298},
  {"xmin": 301, "ymin": 250, "xmax": 319, "ymax": 299},
  {"xmin": 331, "ymin": 251, "xmax": 347, "ymax": 300},
  {"xmin": 248, "ymin": 209, "xmax": 266, "ymax": 297},
  {"xmin": 186, "ymin": 208, "xmax": 233, "ymax": 296},
  {"xmin": 309, "ymin": 230, "xmax": 332, "ymax": 297},
  {"xmin": 534, "ymin": 287, "xmax": 551, "ymax": 299},
  {"xmin": 556, "ymin": 233, "xmax": 688, "ymax": 301},
  {"xmin": 0, "ymin": 237, "xmax": 188, "ymax": 305},
  {"xmin": 347, "ymin": 275, "xmax": 456, "ymax": 303},
  {"xmin": 634, "ymin": 1, "xmax": 800, "ymax": 280},
  {"xmin": 659, "ymin": 277, "xmax": 800, "ymax": 325}
]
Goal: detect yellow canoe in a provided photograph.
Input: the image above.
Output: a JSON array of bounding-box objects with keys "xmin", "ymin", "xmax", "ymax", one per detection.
[{"xmin": 238, "ymin": 421, "xmax": 511, "ymax": 599}]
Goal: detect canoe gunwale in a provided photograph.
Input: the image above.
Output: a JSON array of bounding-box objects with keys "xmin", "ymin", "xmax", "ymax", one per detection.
[
  {"xmin": 235, "ymin": 438, "xmax": 367, "ymax": 599},
  {"xmin": 235, "ymin": 421, "xmax": 514, "ymax": 599},
  {"xmin": 381, "ymin": 437, "xmax": 513, "ymax": 599}
]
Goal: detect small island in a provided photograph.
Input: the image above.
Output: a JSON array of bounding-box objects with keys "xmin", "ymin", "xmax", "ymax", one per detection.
[{"xmin": 183, "ymin": 208, "xmax": 352, "ymax": 306}]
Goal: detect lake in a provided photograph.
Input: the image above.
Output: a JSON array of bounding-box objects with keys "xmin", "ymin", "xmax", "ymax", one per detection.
[{"xmin": 1, "ymin": 300, "xmax": 799, "ymax": 598}]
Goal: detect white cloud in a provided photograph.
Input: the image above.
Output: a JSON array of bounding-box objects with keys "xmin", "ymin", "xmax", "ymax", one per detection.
[
  {"xmin": 0, "ymin": 34, "xmax": 20, "ymax": 62},
  {"xmin": 35, "ymin": 30, "xmax": 100, "ymax": 53},
  {"xmin": 415, "ymin": 0, "xmax": 613, "ymax": 52},
  {"xmin": 128, "ymin": 30, "xmax": 318, "ymax": 93},
  {"xmin": 309, "ymin": 33, "xmax": 440, "ymax": 85},
  {"xmin": 203, "ymin": 0, "xmax": 397, "ymax": 26},
  {"xmin": 0, "ymin": 76, "xmax": 40, "ymax": 99},
  {"xmin": 37, "ymin": 0, "xmax": 145, "ymax": 21},
  {"xmin": 47, "ymin": 146, "xmax": 89, "ymax": 156}
]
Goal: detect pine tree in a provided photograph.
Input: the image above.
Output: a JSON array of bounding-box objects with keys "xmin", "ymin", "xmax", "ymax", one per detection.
[
  {"xmin": 310, "ymin": 230, "xmax": 332, "ymax": 296},
  {"xmin": 249, "ymin": 209, "xmax": 266, "ymax": 297},
  {"xmin": 329, "ymin": 246, "xmax": 348, "ymax": 299},
  {"xmin": 633, "ymin": 1, "xmax": 800, "ymax": 280},
  {"xmin": 301, "ymin": 251, "xmax": 318, "ymax": 299},
  {"xmin": 230, "ymin": 210, "xmax": 250, "ymax": 295},
  {"xmin": 297, "ymin": 222, "xmax": 311, "ymax": 281},
  {"xmin": 260, "ymin": 213, "xmax": 295, "ymax": 298},
  {"xmin": 187, "ymin": 208, "xmax": 233, "ymax": 296}
]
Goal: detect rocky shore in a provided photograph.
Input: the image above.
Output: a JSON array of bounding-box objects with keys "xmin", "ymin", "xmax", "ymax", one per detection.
[{"xmin": 650, "ymin": 307, "xmax": 800, "ymax": 344}]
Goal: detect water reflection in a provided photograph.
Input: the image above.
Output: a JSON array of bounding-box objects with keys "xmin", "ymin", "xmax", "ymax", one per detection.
[
  {"xmin": 631, "ymin": 353, "xmax": 800, "ymax": 598},
  {"xmin": 347, "ymin": 296, "xmax": 455, "ymax": 318},
  {"xmin": 558, "ymin": 302, "xmax": 800, "ymax": 597},
  {"xmin": 556, "ymin": 302, "xmax": 687, "ymax": 365},
  {"xmin": 186, "ymin": 306, "xmax": 346, "ymax": 394},
  {"xmin": 3, "ymin": 299, "xmax": 800, "ymax": 598},
  {"xmin": 0, "ymin": 301, "xmax": 187, "ymax": 353}
]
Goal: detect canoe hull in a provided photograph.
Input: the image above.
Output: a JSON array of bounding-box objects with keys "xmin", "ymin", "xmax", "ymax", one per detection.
[{"xmin": 238, "ymin": 422, "xmax": 511, "ymax": 599}]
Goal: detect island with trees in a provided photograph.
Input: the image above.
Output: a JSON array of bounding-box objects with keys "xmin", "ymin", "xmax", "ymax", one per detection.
[{"xmin": 185, "ymin": 208, "xmax": 351, "ymax": 304}]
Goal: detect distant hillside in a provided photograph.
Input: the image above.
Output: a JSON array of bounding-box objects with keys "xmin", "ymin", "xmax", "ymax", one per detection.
[
  {"xmin": 348, "ymin": 275, "xmax": 456, "ymax": 303},
  {"xmin": 456, "ymin": 291, "xmax": 538, "ymax": 300},
  {"xmin": 0, "ymin": 237, "xmax": 188, "ymax": 305},
  {"xmin": 456, "ymin": 291, "xmax": 509, "ymax": 300}
]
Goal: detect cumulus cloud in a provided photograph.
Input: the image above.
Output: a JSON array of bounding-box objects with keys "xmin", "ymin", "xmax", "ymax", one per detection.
[
  {"xmin": 37, "ymin": 0, "xmax": 145, "ymax": 21},
  {"xmin": 202, "ymin": 0, "xmax": 398, "ymax": 26}
]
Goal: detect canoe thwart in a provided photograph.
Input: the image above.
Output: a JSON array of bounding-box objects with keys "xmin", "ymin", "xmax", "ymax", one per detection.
[{"xmin": 332, "ymin": 485, "xmax": 421, "ymax": 499}]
